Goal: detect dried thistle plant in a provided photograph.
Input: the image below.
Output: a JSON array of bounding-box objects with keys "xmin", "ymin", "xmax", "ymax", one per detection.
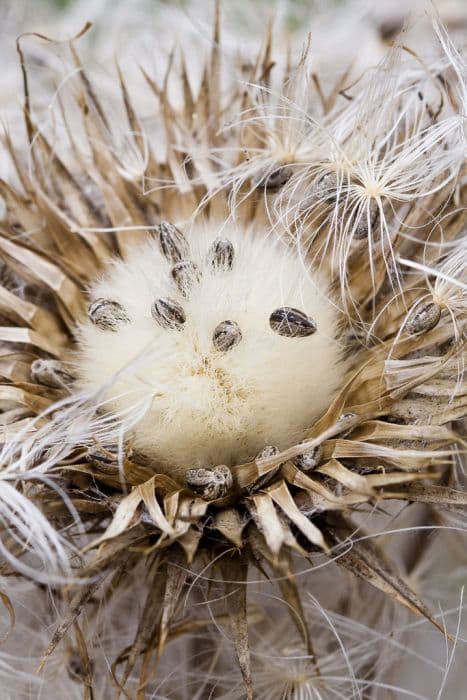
[{"xmin": 0, "ymin": 2, "xmax": 466, "ymax": 698}]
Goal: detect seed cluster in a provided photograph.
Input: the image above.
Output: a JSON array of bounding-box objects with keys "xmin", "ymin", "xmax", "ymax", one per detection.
[{"xmin": 88, "ymin": 222, "xmax": 319, "ymax": 352}]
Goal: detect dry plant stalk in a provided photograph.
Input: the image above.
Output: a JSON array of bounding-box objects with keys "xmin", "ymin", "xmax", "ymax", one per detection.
[{"xmin": 0, "ymin": 4, "xmax": 466, "ymax": 699}]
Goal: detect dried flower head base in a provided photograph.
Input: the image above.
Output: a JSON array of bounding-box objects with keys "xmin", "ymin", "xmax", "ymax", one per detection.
[{"xmin": 0, "ymin": 7, "xmax": 466, "ymax": 699}]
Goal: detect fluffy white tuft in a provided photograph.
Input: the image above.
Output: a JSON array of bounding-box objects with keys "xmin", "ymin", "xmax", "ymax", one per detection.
[{"xmin": 75, "ymin": 223, "xmax": 345, "ymax": 478}]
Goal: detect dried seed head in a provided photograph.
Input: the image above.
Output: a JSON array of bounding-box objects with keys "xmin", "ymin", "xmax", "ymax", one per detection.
[
  {"xmin": 88, "ymin": 298, "xmax": 130, "ymax": 331},
  {"xmin": 212, "ymin": 320, "xmax": 242, "ymax": 352},
  {"xmin": 293, "ymin": 444, "xmax": 323, "ymax": 471},
  {"xmin": 171, "ymin": 260, "xmax": 201, "ymax": 297},
  {"xmin": 158, "ymin": 221, "xmax": 189, "ymax": 264},
  {"xmin": 209, "ymin": 237, "xmax": 234, "ymax": 271},
  {"xmin": 151, "ymin": 297, "xmax": 186, "ymax": 330},
  {"xmin": 244, "ymin": 445, "xmax": 281, "ymax": 494},
  {"xmin": 31, "ymin": 359, "xmax": 75, "ymax": 389},
  {"xmin": 405, "ymin": 301, "xmax": 441, "ymax": 335},
  {"xmin": 269, "ymin": 307, "xmax": 317, "ymax": 338},
  {"xmin": 185, "ymin": 465, "xmax": 233, "ymax": 500},
  {"xmin": 254, "ymin": 165, "xmax": 293, "ymax": 191}
]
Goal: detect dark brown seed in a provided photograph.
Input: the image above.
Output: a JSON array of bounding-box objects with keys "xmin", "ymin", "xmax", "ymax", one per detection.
[
  {"xmin": 293, "ymin": 444, "xmax": 323, "ymax": 471},
  {"xmin": 31, "ymin": 359, "xmax": 75, "ymax": 389},
  {"xmin": 88, "ymin": 298, "xmax": 130, "ymax": 331},
  {"xmin": 158, "ymin": 221, "xmax": 189, "ymax": 264},
  {"xmin": 253, "ymin": 165, "xmax": 293, "ymax": 191},
  {"xmin": 244, "ymin": 445, "xmax": 281, "ymax": 494},
  {"xmin": 269, "ymin": 307, "xmax": 317, "ymax": 338},
  {"xmin": 209, "ymin": 238, "xmax": 234, "ymax": 271},
  {"xmin": 171, "ymin": 260, "xmax": 201, "ymax": 297},
  {"xmin": 405, "ymin": 301, "xmax": 441, "ymax": 335},
  {"xmin": 185, "ymin": 465, "xmax": 233, "ymax": 500},
  {"xmin": 151, "ymin": 297, "xmax": 186, "ymax": 329},
  {"xmin": 212, "ymin": 320, "xmax": 242, "ymax": 352},
  {"xmin": 353, "ymin": 202, "xmax": 380, "ymax": 240}
]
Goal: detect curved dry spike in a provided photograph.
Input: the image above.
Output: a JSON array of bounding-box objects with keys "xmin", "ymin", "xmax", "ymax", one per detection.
[
  {"xmin": 185, "ymin": 465, "xmax": 233, "ymax": 500},
  {"xmin": 88, "ymin": 298, "xmax": 130, "ymax": 331},
  {"xmin": 213, "ymin": 320, "xmax": 242, "ymax": 352},
  {"xmin": 171, "ymin": 260, "xmax": 201, "ymax": 297},
  {"xmin": 209, "ymin": 237, "xmax": 234, "ymax": 270},
  {"xmin": 405, "ymin": 301, "xmax": 441, "ymax": 335},
  {"xmin": 31, "ymin": 359, "xmax": 75, "ymax": 389},
  {"xmin": 151, "ymin": 297, "xmax": 186, "ymax": 329},
  {"xmin": 158, "ymin": 221, "xmax": 189, "ymax": 264},
  {"xmin": 293, "ymin": 444, "xmax": 323, "ymax": 471},
  {"xmin": 269, "ymin": 307, "xmax": 317, "ymax": 338}
]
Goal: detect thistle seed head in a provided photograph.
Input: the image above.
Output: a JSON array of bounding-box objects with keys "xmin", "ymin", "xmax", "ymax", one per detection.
[
  {"xmin": 158, "ymin": 221, "xmax": 189, "ymax": 264},
  {"xmin": 212, "ymin": 320, "xmax": 242, "ymax": 352},
  {"xmin": 151, "ymin": 297, "xmax": 186, "ymax": 329},
  {"xmin": 88, "ymin": 299, "xmax": 130, "ymax": 331},
  {"xmin": 185, "ymin": 464, "xmax": 233, "ymax": 500},
  {"xmin": 269, "ymin": 307, "xmax": 317, "ymax": 337}
]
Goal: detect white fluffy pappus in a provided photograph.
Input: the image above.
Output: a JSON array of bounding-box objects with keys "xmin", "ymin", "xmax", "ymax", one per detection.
[{"xmin": 75, "ymin": 223, "xmax": 345, "ymax": 479}]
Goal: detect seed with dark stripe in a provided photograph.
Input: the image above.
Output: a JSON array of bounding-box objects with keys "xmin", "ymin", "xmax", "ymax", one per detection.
[
  {"xmin": 171, "ymin": 260, "xmax": 201, "ymax": 297},
  {"xmin": 151, "ymin": 297, "xmax": 186, "ymax": 329},
  {"xmin": 269, "ymin": 307, "xmax": 317, "ymax": 338},
  {"xmin": 88, "ymin": 299, "xmax": 130, "ymax": 331},
  {"xmin": 158, "ymin": 221, "xmax": 189, "ymax": 264},
  {"xmin": 185, "ymin": 465, "xmax": 233, "ymax": 500},
  {"xmin": 405, "ymin": 301, "xmax": 441, "ymax": 335},
  {"xmin": 31, "ymin": 359, "xmax": 75, "ymax": 389},
  {"xmin": 253, "ymin": 165, "xmax": 293, "ymax": 191},
  {"xmin": 209, "ymin": 238, "xmax": 234, "ymax": 271},
  {"xmin": 293, "ymin": 445, "xmax": 323, "ymax": 471},
  {"xmin": 244, "ymin": 445, "xmax": 281, "ymax": 494},
  {"xmin": 213, "ymin": 320, "xmax": 242, "ymax": 352}
]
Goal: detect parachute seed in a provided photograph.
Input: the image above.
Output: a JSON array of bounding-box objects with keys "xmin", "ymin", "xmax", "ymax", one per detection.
[
  {"xmin": 212, "ymin": 320, "xmax": 242, "ymax": 352},
  {"xmin": 209, "ymin": 237, "xmax": 234, "ymax": 271},
  {"xmin": 88, "ymin": 298, "xmax": 130, "ymax": 331},
  {"xmin": 269, "ymin": 307, "xmax": 317, "ymax": 338},
  {"xmin": 171, "ymin": 260, "xmax": 202, "ymax": 297},
  {"xmin": 151, "ymin": 297, "xmax": 186, "ymax": 330},
  {"xmin": 405, "ymin": 301, "xmax": 442, "ymax": 335},
  {"xmin": 185, "ymin": 465, "xmax": 233, "ymax": 500},
  {"xmin": 293, "ymin": 444, "xmax": 323, "ymax": 471},
  {"xmin": 253, "ymin": 165, "xmax": 293, "ymax": 191},
  {"xmin": 244, "ymin": 445, "xmax": 282, "ymax": 494},
  {"xmin": 158, "ymin": 221, "xmax": 189, "ymax": 264},
  {"xmin": 30, "ymin": 359, "xmax": 75, "ymax": 389}
]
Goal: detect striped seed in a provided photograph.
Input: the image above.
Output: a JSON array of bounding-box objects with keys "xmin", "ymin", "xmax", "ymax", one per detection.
[
  {"xmin": 151, "ymin": 297, "xmax": 186, "ymax": 329},
  {"xmin": 269, "ymin": 307, "xmax": 317, "ymax": 337},
  {"xmin": 88, "ymin": 298, "xmax": 130, "ymax": 331}
]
